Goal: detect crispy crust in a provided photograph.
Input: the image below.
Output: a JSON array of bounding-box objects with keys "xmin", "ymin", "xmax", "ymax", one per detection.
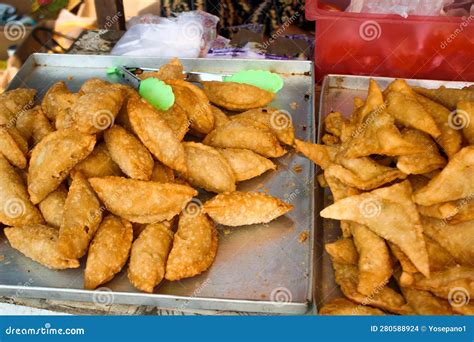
[
  {"xmin": 203, "ymin": 191, "xmax": 293, "ymax": 226},
  {"xmin": 28, "ymin": 128, "xmax": 96, "ymax": 204},
  {"xmin": 38, "ymin": 184, "xmax": 67, "ymax": 229},
  {"xmin": 73, "ymin": 142, "xmax": 122, "ymax": 178},
  {"xmin": 202, "ymin": 81, "xmax": 274, "ymax": 111},
  {"xmin": 217, "ymin": 148, "xmax": 275, "ymax": 182},
  {"xmin": 165, "ymin": 212, "xmax": 217, "ymax": 281},
  {"xmin": 0, "ymin": 126, "xmax": 27, "ymax": 169}
]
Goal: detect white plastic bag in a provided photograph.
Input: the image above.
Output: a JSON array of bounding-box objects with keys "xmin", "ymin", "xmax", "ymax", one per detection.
[
  {"xmin": 347, "ymin": 0, "xmax": 453, "ymax": 17},
  {"xmin": 111, "ymin": 11, "xmax": 218, "ymax": 58}
]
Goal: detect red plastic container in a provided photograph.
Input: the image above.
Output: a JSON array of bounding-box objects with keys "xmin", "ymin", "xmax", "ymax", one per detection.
[{"xmin": 306, "ymin": 0, "xmax": 474, "ymax": 81}]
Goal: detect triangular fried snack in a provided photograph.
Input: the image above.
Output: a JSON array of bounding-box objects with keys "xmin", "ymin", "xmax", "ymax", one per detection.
[
  {"xmin": 339, "ymin": 110, "xmax": 425, "ymax": 159},
  {"xmin": 319, "ymin": 297, "xmax": 385, "ymax": 315},
  {"xmin": 351, "ymin": 223, "xmax": 392, "ymax": 296},
  {"xmin": 332, "ymin": 262, "xmax": 410, "ymax": 314},
  {"xmin": 415, "ymin": 94, "xmax": 462, "ymax": 158},
  {"xmin": 418, "ymin": 198, "xmax": 474, "ymax": 224},
  {"xmin": 422, "ymin": 216, "xmax": 474, "ymax": 267},
  {"xmin": 294, "ymin": 139, "xmax": 337, "ymax": 170},
  {"xmin": 396, "ymin": 128, "xmax": 446, "ymax": 175},
  {"xmin": 385, "ymin": 80, "xmax": 441, "ymax": 138},
  {"xmin": 414, "ymin": 147, "xmax": 474, "ymax": 206},
  {"xmin": 352, "ymin": 79, "xmax": 385, "ymax": 125},
  {"xmin": 458, "ymin": 101, "xmax": 474, "ymax": 145},
  {"xmin": 325, "ymin": 238, "xmax": 359, "ymax": 265},
  {"xmin": 413, "ymin": 86, "xmax": 474, "ymax": 110},
  {"xmin": 321, "ymin": 181, "xmax": 430, "ymax": 277},
  {"xmin": 400, "ymin": 287, "xmax": 453, "ymax": 315}
]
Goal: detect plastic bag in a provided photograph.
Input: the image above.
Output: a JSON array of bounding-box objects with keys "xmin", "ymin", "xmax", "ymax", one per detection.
[
  {"xmin": 347, "ymin": 0, "xmax": 453, "ymax": 17},
  {"xmin": 111, "ymin": 11, "xmax": 219, "ymax": 58}
]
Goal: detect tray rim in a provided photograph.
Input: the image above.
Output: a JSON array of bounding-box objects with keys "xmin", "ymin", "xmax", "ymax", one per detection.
[{"xmin": 2, "ymin": 53, "xmax": 316, "ymax": 315}]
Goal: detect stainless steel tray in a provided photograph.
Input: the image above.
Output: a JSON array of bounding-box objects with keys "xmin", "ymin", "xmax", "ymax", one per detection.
[
  {"xmin": 315, "ymin": 74, "xmax": 474, "ymax": 310},
  {"xmin": 1, "ymin": 54, "xmax": 316, "ymax": 314}
]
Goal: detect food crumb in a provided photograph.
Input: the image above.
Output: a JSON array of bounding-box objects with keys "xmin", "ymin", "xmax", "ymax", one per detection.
[
  {"xmin": 0, "ymin": 255, "xmax": 4, "ymax": 262},
  {"xmin": 292, "ymin": 164, "xmax": 303, "ymax": 173},
  {"xmin": 299, "ymin": 231, "xmax": 309, "ymax": 243},
  {"xmin": 67, "ymin": 75, "xmax": 74, "ymax": 80},
  {"xmin": 223, "ymin": 229, "xmax": 231, "ymax": 235},
  {"xmin": 290, "ymin": 101, "xmax": 299, "ymax": 110}
]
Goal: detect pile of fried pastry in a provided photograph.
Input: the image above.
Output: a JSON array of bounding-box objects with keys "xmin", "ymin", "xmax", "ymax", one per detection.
[
  {"xmin": 0, "ymin": 59, "xmax": 296, "ymax": 293},
  {"xmin": 295, "ymin": 79, "xmax": 474, "ymax": 315}
]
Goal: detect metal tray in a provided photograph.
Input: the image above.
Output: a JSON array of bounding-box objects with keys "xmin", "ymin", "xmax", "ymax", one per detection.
[
  {"xmin": 0, "ymin": 54, "xmax": 316, "ymax": 315},
  {"xmin": 314, "ymin": 74, "xmax": 474, "ymax": 310}
]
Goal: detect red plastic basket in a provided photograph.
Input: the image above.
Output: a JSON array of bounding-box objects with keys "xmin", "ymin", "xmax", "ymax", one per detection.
[{"xmin": 306, "ymin": 0, "xmax": 474, "ymax": 81}]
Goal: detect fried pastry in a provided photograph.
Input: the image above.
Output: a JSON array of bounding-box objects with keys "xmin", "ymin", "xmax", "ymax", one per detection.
[
  {"xmin": 230, "ymin": 107, "xmax": 295, "ymax": 145},
  {"xmin": 203, "ymin": 191, "xmax": 293, "ymax": 226},
  {"xmin": 413, "ymin": 86, "xmax": 474, "ymax": 110},
  {"xmin": 0, "ymin": 126, "xmax": 27, "ymax": 169},
  {"xmin": 217, "ymin": 148, "xmax": 276, "ymax": 182},
  {"xmin": 322, "ymin": 134, "xmax": 340, "ymax": 145},
  {"xmin": 73, "ymin": 142, "xmax": 122, "ymax": 178},
  {"xmin": 89, "ymin": 176, "xmax": 197, "ymax": 223},
  {"xmin": 351, "ymin": 79, "xmax": 385, "ymax": 125},
  {"xmin": 324, "ymin": 238, "xmax": 359, "ymax": 265},
  {"xmin": 321, "ymin": 181, "xmax": 430, "ymax": 277},
  {"xmin": 128, "ymin": 222, "xmax": 174, "ymax": 292},
  {"xmin": 58, "ymin": 172, "xmax": 103, "ymax": 259},
  {"xmin": 210, "ymin": 105, "xmax": 230, "ymax": 128},
  {"xmin": 139, "ymin": 58, "xmax": 184, "ymax": 81},
  {"xmin": 0, "ymin": 155, "xmax": 44, "ymax": 226},
  {"xmin": 84, "ymin": 215, "xmax": 133, "ymax": 289},
  {"xmin": 182, "ymin": 142, "xmax": 235, "ymax": 193},
  {"xmin": 0, "ymin": 88, "xmax": 36, "ymax": 126},
  {"xmin": 339, "ymin": 111, "xmax": 425, "ymax": 158},
  {"xmin": 158, "ymin": 103, "xmax": 189, "ymax": 140},
  {"xmin": 385, "ymin": 80, "xmax": 441, "ymax": 138},
  {"xmin": 294, "ymin": 140, "xmax": 337, "ymax": 170},
  {"xmin": 415, "ymin": 94, "xmax": 462, "ymax": 158},
  {"xmin": 28, "ymin": 129, "xmax": 96, "ymax": 203},
  {"xmin": 128, "ymin": 97, "xmax": 187, "ymax": 173},
  {"xmin": 418, "ymin": 198, "xmax": 474, "ymax": 224},
  {"xmin": 324, "ymin": 111, "xmax": 345, "ymax": 137},
  {"xmin": 165, "ymin": 212, "xmax": 218, "ymax": 281},
  {"xmin": 203, "ymin": 119, "xmax": 286, "ymax": 158},
  {"xmin": 38, "ymin": 184, "xmax": 67, "ymax": 229},
  {"xmin": 414, "ymin": 147, "xmax": 474, "ymax": 206},
  {"xmin": 422, "ymin": 216, "xmax": 474, "ymax": 267},
  {"xmin": 104, "ymin": 125, "xmax": 154, "ymax": 180},
  {"xmin": 351, "ymin": 223, "xmax": 392, "ymax": 296},
  {"xmin": 71, "ymin": 85, "xmax": 123, "ymax": 134},
  {"xmin": 167, "ymin": 79, "xmax": 214, "ymax": 134},
  {"xmin": 78, "ymin": 78, "xmax": 111, "ymax": 94},
  {"xmin": 150, "ymin": 162, "xmax": 175, "ymax": 183},
  {"xmin": 396, "ymin": 129, "xmax": 446, "ymax": 175},
  {"xmin": 332, "ymin": 262, "xmax": 409, "ymax": 314},
  {"xmin": 400, "ymin": 287, "xmax": 453, "ymax": 315},
  {"xmin": 4, "ymin": 225, "xmax": 79, "ymax": 269},
  {"xmin": 319, "ymin": 297, "xmax": 385, "ymax": 315},
  {"xmin": 41, "ymin": 81, "xmax": 75, "ymax": 121},
  {"xmin": 15, "ymin": 106, "xmax": 54, "ymax": 146},
  {"xmin": 202, "ymin": 81, "xmax": 274, "ymax": 111},
  {"xmin": 457, "ymin": 101, "xmax": 474, "ymax": 145}
]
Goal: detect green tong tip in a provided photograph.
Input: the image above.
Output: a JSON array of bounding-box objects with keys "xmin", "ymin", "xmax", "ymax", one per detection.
[
  {"xmin": 223, "ymin": 70, "xmax": 284, "ymax": 93},
  {"xmin": 139, "ymin": 78, "xmax": 175, "ymax": 111}
]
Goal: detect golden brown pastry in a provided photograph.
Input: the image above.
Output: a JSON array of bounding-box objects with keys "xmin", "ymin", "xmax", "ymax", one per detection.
[
  {"xmin": 71, "ymin": 85, "xmax": 123, "ymax": 134},
  {"xmin": 58, "ymin": 172, "xmax": 103, "ymax": 259},
  {"xmin": 89, "ymin": 176, "xmax": 197, "ymax": 223},
  {"xmin": 128, "ymin": 97, "xmax": 187, "ymax": 173},
  {"xmin": 0, "ymin": 126, "xmax": 27, "ymax": 169},
  {"xmin": 28, "ymin": 128, "xmax": 96, "ymax": 203},
  {"xmin": 210, "ymin": 105, "xmax": 230, "ymax": 128},
  {"xmin": 139, "ymin": 58, "xmax": 184, "ymax": 81},
  {"xmin": 230, "ymin": 107, "xmax": 295, "ymax": 145},
  {"xmin": 0, "ymin": 88, "xmax": 36, "ymax": 126},
  {"xmin": 457, "ymin": 101, "xmax": 474, "ymax": 145},
  {"xmin": 203, "ymin": 119, "xmax": 286, "ymax": 158},
  {"xmin": 319, "ymin": 297, "xmax": 386, "ymax": 316},
  {"xmin": 217, "ymin": 148, "xmax": 276, "ymax": 182},
  {"xmin": 84, "ymin": 215, "xmax": 133, "ymax": 289},
  {"xmin": 72, "ymin": 142, "xmax": 122, "ymax": 179},
  {"xmin": 165, "ymin": 212, "xmax": 217, "ymax": 281},
  {"xmin": 413, "ymin": 85, "xmax": 474, "ymax": 110},
  {"xmin": 150, "ymin": 162, "xmax": 175, "ymax": 183},
  {"xmin": 104, "ymin": 125, "xmax": 154, "ymax": 180},
  {"xmin": 414, "ymin": 147, "xmax": 474, "ymax": 206},
  {"xmin": 202, "ymin": 81, "xmax": 274, "ymax": 111},
  {"xmin": 4, "ymin": 225, "xmax": 79, "ymax": 270},
  {"xmin": 38, "ymin": 184, "xmax": 67, "ymax": 229},
  {"xmin": 41, "ymin": 81, "xmax": 76, "ymax": 121},
  {"xmin": 203, "ymin": 191, "xmax": 293, "ymax": 226},
  {"xmin": 128, "ymin": 222, "xmax": 174, "ymax": 292},
  {"xmin": 0, "ymin": 155, "xmax": 44, "ymax": 226},
  {"xmin": 167, "ymin": 79, "xmax": 214, "ymax": 134},
  {"xmin": 158, "ymin": 103, "xmax": 189, "ymax": 141},
  {"xmin": 182, "ymin": 142, "xmax": 235, "ymax": 193}
]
